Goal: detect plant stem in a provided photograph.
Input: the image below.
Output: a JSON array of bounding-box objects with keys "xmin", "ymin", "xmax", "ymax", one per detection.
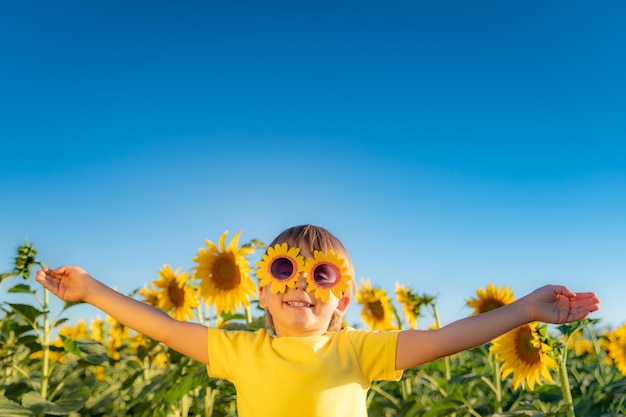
[
  {"xmin": 432, "ymin": 305, "xmax": 451, "ymax": 381},
  {"xmin": 181, "ymin": 393, "xmax": 191, "ymax": 416},
  {"xmin": 196, "ymin": 302, "xmax": 205, "ymax": 326},
  {"xmin": 204, "ymin": 387, "xmax": 217, "ymax": 417},
  {"xmin": 558, "ymin": 349, "xmax": 575, "ymax": 417},
  {"xmin": 492, "ymin": 356, "xmax": 502, "ymax": 413},
  {"xmin": 41, "ymin": 288, "xmax": 51, "ymax": 401}
]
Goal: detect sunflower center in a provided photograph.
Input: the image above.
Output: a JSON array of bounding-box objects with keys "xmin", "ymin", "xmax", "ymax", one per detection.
[
  {"xmin": 168, "ymin": 282, "xmax": 185, "ymax": 307},
  {"xmin": 482, "ymin": 299, "xmax": 505, "ymax": 313},
  {"xmin": 368, "ymin": 300, "xmax": 386, "ymax": 319},
  {"xmin": 516, "ymin": 325, "xmax": 541, "ymax": 364},
  {"xmin": 212, "ymin": 255, "xmax": 241, "ymax": 290}
]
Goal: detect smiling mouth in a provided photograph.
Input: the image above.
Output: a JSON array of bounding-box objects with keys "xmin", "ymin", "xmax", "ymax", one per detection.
[{"xmin": 285, "ymin": 301, "xmax": 313, "ymax": 308}]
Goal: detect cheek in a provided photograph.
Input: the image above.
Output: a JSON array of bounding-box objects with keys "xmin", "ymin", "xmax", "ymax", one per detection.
[
  {"xmin": 260, "ymin": 287, "xmax": 285, "ymax": 312},
  {"xmin": 319, "ymin": 298, "xmax": 340, "ymax": 313}
]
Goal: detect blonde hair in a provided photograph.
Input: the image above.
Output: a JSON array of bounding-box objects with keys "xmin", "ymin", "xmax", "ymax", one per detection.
[{"xmin": 262, "ymin": 224, "xmax": 355, "ymax": 332}]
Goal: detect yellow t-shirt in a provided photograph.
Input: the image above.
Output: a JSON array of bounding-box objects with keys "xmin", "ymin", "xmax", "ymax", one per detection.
[{"xmin": 207, "ymin": 327, "xmax": 402, "ymax": 417}]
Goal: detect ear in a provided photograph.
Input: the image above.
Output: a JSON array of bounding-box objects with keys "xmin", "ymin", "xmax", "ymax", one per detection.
[
  {"xmin": 258, "ymin": 285, "xmax": 267, "ymax": 309},
  {"xmin": 333, "ymin": 296, "xmax": 351, "ymax": 318}
]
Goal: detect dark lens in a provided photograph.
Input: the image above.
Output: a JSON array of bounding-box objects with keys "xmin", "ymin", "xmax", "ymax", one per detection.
[
  {"xmin": 312, "ymin": 263, "xmax": 339, "ymax": 287},
  {"xmin": 271, "ymin": 257, "xmax": 295, "ymax": 280}
]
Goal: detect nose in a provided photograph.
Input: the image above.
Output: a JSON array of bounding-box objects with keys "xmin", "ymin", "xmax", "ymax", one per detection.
[{"xmin": 294, "ymin": 273, "xmax": 308, "ymax": 291}]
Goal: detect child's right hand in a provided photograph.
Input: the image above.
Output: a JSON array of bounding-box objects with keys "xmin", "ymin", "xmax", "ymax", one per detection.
[{"xmin": 35, "ymin": 266, "xmax": 94, "ymax": 302}]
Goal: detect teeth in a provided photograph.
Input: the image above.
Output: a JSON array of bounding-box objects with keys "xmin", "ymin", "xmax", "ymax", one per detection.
[{"xmin": 287, "ymin": 301, "xmax": 312, "ymax": 307}]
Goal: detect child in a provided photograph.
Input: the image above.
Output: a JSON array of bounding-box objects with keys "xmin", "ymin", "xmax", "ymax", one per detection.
[{"xmin": 35, "ymin": 224, "xmax": 600, "ymax": 417}]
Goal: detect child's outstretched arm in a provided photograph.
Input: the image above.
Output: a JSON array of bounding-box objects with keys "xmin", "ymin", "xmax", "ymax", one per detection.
[
  {"xmin": 395, "ymin": 285, "xmax": 600, "ymax": 370},
  {"xmin": 36, "ymin": 266, "xmax": 209, "ymax": 364}
]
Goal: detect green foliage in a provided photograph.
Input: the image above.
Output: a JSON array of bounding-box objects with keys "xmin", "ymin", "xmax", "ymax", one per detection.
[{"xmin": 1, "ymin": 241, "xmax": 624, "ymax": 416}]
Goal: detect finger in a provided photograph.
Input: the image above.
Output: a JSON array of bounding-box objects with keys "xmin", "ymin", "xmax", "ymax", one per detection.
[
  {"xmin": 551, "ymin": 285, "xmax": 576, "ymax": 298},
  {"xmin": 570, "ymin": 293, "xmax": 600, "ymax": 307},
  {"xmin": 35, "ymin": 269, "xmax": 49, "ymax": 281},
  {"xmin": 35, "ymin": 273, "xmax": 56, "ymax": 291},
  {"xmin": 50, "ymin": 265, "xmax": 68, "ymax": 275},
  {"xmin": 571, "ymin": 291, "xmax": 598, "ymax": 300}
]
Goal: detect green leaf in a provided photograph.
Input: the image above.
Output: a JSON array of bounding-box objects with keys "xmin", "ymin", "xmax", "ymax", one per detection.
[
  {"xmin": 242, "ymin": 238, "xmax": 265, "ymax": 249},
  {"xmin": 0, "ymin": 396, "xmax": 33, "ymax": 417},
  {"xmin": 61, "ymin": 336, "xmax": 81, "ymax": 357},
  {"xmin": 61, "ymin": 300, "xmax": 85, "ymax": 311},
  {"xmin": 3, "ymin": 381, "xmax": 32, "ymax": 401},
  {"xmin": 220, "ymin": 312, "xmax": 247, "ymax": 322},
  {"xmin": 6, "ymin": 304, "xmax": 42, "ymax": 324},
  {"xmin": 73, "ymin": 338, "xmax": 109, "ymax": 365},
  {"xmin": 52, "ymin": 317, "xmax": 69, "ymax": 329},
  {"xmin": 22, "ymin": 389, "xmax": 87, "ymax": 415},
  {"xmin": 7, "ymin": 283, "xmax": 33, "ymax": 294},
  {"xmin": 0, "ymin": 272, "xmax": 20, "ymax": 284}
]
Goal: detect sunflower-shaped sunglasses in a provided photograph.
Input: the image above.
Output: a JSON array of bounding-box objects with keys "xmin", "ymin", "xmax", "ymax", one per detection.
[{"xmin": 256, "ymin": 243, "xmax": 353, "ymax": 302}]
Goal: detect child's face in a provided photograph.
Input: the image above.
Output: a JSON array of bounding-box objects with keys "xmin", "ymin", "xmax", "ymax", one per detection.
[{"xmin": 259, "ymin": 241, "xmax": 350, "ymax": 337}]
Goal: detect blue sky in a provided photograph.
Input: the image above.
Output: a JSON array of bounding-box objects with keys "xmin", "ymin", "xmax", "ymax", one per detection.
[{"xmin": 2, "ymin": 1, "xmax": 625, "ymax": 330}]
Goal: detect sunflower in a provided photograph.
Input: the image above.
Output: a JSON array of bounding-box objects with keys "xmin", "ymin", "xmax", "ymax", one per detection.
[
  {"xmin": 395, "ymin": 284, "xmax": 421, "ymax": 329},
  {"xmin": 355, "ymin": 278, "xmax": 398, "ymax": 330},
  {"xmin": 152, "ymin": 265, "xmax": 198, "ymax": 321},
  {"xmin": 106, "ymin": 315, "xmax": 129, "ymax": 359},
  {"xmin": 90, "ymin": 317, "xmax": 106, "ymax": 343},
  {"xmin": 193, "ymin": 230, "xmax": 258, "ymax": 316},
  {"xmin": 29, "ymin": 338, "xmax": 66, "ymax": 363},
  {"xmin": 153, "ymin": 352, "xmax": 169, "ymax": 368},
  {"xmin": 489, "ymin": 322, "xmax": 558, "ymax": 391},
  {"xmin": 256, "ymin": 243, "xmax": 305, "ymax": 294},
  {"xmin": 466, "ymin": 282, "xmax": 515, "ymax": 315},
  {"xmin": 59, "ymin": 320, "xmax": 89, "ymax": 340},
  {"xmin": 139, "ymin": 283, "xmax": 160, "ymax": 308},
  {"xmin": 31, "ymin": 320, "xmax": 92, "ymax": 363},
  {"xmin": 304, "ymin": 250, "xmax": 352, "ymax": 302},
  {"xmin": 566, "ymin": 331, "xmax": 595, "ymax": 357},
  {"xmin": 129, "ymin": 332, "xmax": 150, "ymax": 351},
  {"xmin": 604, "ymin": 323, "xmax": 626, "ymax": 375}
]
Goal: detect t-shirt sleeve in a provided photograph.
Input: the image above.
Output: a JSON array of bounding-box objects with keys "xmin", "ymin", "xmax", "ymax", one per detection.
[
  {"xmin": 346, "ymin": 328, "xmax": 403, "ymax": 382},
  {"xmin": 206, "ymin": 327, "xmax": 259, "ymax": 380}
]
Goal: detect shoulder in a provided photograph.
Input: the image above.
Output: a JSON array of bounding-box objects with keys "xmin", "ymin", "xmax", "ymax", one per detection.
[
  {"xmin": 336, "ymin": 327, "xmax": 403, "ymax": 381},
  {"xmin": 208, "ymin": 327, "xmax": 271, "ymax": 346},
  {"xmin": 335, "ymin": 327, "xmax": 401, "ymax": 347}
]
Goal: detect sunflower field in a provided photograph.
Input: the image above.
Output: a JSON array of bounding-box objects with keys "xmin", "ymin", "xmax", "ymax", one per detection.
[{"xmin": 2, "ymin": 235, "xmax": 625, "ymax": 417}]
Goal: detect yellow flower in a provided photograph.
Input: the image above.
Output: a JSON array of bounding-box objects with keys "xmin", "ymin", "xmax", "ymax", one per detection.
[
  {"xmin": 139, "ymin": 283, "xmax": 160, "ymax": 307},
  {"xmin": 153, "ymin": 352, "xmax": 169, "ymax": 367},
  {"xmin": 30, "ymin": 338, "xmax": 66, "ymax": 363},
  {"xmin": 466, "ymin": 282, "xmax": 515, "ymax": 315},
  {"xmin": 566, "ymin": 331, "xmax": 595, "ymax": 357},
  {"xmin": 489, "ymin": 322, "xmax": 558, "ymax": 391},
  {"xmin": 604, "ymin": 323, "xmax": 626, "ymax": 375},
  {"xmin": 193, "ymin": 230, "xmax": 258, "ymax": 316},
  {"xmin": 93, "ymin": 366, "xmax": 106, "ymax": 382},
  {"xmin": 106, "ymin": 315, "xmax": 129, "ymax": 359},
  {"xmin": 355, "ymin": 278, "xmax": 398, "ymax": 330},
  {"xmin": 395, "ymin": 284, "xmax": 420, "ymax": 329},
  {"xmin": 129, "ymin": 332, "xmax": 150, "ymax": 351},
  {"xmin": 31, "ymin": 320, "xmax": 91, "ymax": 363},
  {"xmin": 256, "ymin": 243, "xmax": 305, "ymax": 294},
  {"xmin": 90, "ymin": 317, "xmax": 106, "ymax": 343},
  {"xmin": 598, "ymin": 329, "xmax": 615, "ymax": 366},
  {"xmin": 152, "ymin": 265, "xmax": 198, "ymax": 321},
  {"xmin": 427, "ymin": 321, "xmax": 439, "ymax": 331},
  {"xmin": 59, "ymin": 320, "xmax": 89, "ymax": 340},
  {"xmin": 304, "ymin": 250, "xmax": 352, "ymax": 302}
]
